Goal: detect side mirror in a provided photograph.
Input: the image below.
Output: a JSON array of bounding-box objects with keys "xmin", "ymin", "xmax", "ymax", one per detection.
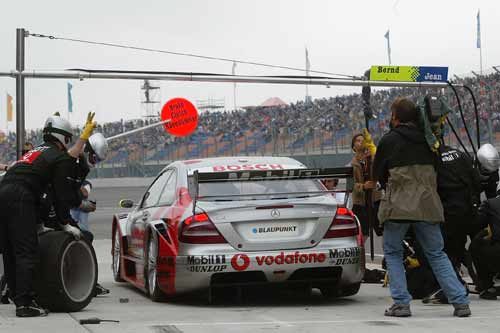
[{"xmin": 119, "ymin": 199, "xmax": 134, "ymax": 208}]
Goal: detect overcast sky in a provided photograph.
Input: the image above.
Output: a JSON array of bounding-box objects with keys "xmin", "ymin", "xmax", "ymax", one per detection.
[{"xmin": 0, "ymin": 0, "xmax": 498, "ymax": 130}]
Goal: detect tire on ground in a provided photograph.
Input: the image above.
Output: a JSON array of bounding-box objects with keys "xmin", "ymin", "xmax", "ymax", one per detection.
[{"xmin": 35, "ymin": 231, "xmax": 98, "ymax": 312}]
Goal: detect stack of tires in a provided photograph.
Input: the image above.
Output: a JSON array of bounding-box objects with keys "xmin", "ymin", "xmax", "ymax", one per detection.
[{"xmin": 35, "ymin": 231, "xmax": 97, "ymax": 312}]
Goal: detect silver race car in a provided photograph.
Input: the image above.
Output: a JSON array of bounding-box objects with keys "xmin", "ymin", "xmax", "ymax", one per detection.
[{"xmin": 112, "ymin": 156, "xmax": 365, "ymax": 301}]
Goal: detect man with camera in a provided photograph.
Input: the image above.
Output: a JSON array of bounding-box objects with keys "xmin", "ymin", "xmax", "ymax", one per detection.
[{"xmin": 373, "ymin": 97, "xmax": 470, "ymax": 318}]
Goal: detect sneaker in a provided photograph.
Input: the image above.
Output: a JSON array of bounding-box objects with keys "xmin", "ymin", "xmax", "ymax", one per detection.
[
  {"xmin": 452, "ymin": 303, "xmax": 471, "ymax": 317},
  {"xmin": 16, "ymin": 301, "xmax": 49, "ymax": 318},
  {"xmin": 93, "ymin": 283, "xmax": 110, "ymax": 297},
  {"xmin": 384, "ymin": 303, "xmax": 411, "ymax": 317},
  {"xmin": 0, "ymin": 294, "xmax": 9, "ymax": 304},
  {"xmin": 479, "ymin": 288, "xmax": 498, "ymax": 300}
]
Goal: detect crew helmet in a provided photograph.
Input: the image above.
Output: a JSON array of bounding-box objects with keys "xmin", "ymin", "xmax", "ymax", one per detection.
[
  {"xmin": 86, "ymin": 133, "xmax": 108, "ymax": 164},
  {"xmin": 43, "ymin": 114, "xmax": 73, "ymax": 149},
  {"xmin": 477, "ymin": 143, "xmax": 500, "ymax": 173}
]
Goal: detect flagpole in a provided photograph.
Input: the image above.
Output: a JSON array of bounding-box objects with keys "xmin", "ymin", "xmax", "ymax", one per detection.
[
  {"xmin": 384, "ymin": 30, "xmax": 392, "ymax": 65},
  {"xmin": 480, "ymin": 45, "xmax": 483, "ymax": 75},
  {"xmin": 232, "ymin": 61, "xmax": 237, "ymax": 111},
  {"xmin": 305, "ymin": 48, "xmax": 308, "ymax": 101},
  {"xmin": 477, "ymin": 10, "xmax": 483, "ymax": 75}
]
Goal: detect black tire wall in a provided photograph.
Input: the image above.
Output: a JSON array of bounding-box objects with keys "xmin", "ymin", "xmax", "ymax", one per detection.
[{"xmin": 35, "ymin": 231, "xmax": 98, "ymax": 312}]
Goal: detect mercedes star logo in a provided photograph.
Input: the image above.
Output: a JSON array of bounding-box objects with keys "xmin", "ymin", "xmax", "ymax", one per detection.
[{"xmin": 270, "ymin": 209, "xmax": 280, "ymax": 218}]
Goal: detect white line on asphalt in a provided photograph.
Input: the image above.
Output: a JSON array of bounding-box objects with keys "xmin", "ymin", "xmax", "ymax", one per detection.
[
  {"xmin": 160, "ymin": 315, "xmax": 500, "ymax": 327},
  {"xmin": 259, "ymin": 314, "xmax": 294, "ymax": 328}
]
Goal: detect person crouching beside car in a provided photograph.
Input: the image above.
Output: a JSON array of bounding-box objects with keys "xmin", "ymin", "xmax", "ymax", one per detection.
[{"xmin": 470, "ymin": 196, "xmax": 500, "ymax": 300}]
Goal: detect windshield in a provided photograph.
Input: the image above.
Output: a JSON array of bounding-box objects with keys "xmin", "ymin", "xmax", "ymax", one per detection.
[{"xmin": 192, "ymin": 178, "xmax": 325, "ymax": 201}]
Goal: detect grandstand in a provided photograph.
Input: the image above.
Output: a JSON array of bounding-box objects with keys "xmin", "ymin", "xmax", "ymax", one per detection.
[{"xmin": 1, "ymin": 71, "xmax": 499, "ymax": 170}]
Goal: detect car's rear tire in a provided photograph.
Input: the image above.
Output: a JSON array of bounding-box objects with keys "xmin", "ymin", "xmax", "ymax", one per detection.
[
  {"xmin": 319, "ymin": 286, "xmax": 338, "ymax": 299},
  {"xmin": 145, "ymin": 233, "xmax": 166, "ymax": 302},
  {"xmin": 112, "ymin": 229, "xmax": 125, "ymax": 282},
  {"xmin": 35, "ymin": 231, "xmax": 97, "ymax": 312},
  {"xmin": 339, "ymin": 282, "xmax": 361, "ymax": 297}
]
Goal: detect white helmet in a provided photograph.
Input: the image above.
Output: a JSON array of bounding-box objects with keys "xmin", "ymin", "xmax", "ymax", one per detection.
[
  {"xmin": 477, "ymin": 143, "xmax": 500, "ymax": 173},
  {"xmin": 43, "ymin": 115, "xmax": 73, "ymax": 149},
  {"xmin": 86, "ymin": 133, "xmax": 108, "ymax": 164}
]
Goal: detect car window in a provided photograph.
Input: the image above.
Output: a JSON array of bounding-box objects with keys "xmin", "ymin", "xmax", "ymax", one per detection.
[
  {"xmin": 140, "ymin": 170, "xmax": 172, "ymax": 208},
  {"xmin": 195, "ymin": 178, "xmax": 324, "ymax": 201},
  {"xmin": 158, "ymin": 171, "xmax": 177, "ymax": 205}
]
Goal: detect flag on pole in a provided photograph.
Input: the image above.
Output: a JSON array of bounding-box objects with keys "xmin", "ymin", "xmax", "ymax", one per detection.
[
  {"xmin": 476, "ymin": 10, "xmax": 481, "ymax": 48},
  {"xmin": 67, "ymin": 82, "xmax": 73, "ymax": 113},
  {"xmin": 384, "ymin": 30, "xmax": 392, "ymax": 65},
  {"xmin": 6, "ymin": 94, "xmax": 13, "ymax": 122},
  {"xmin": 305, "ymin": 48, "xmax": 311, "ymax": 76}
]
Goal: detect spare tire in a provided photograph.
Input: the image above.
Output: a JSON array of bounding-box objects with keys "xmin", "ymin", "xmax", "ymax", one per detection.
[{"xmin": 34, "ymin": 231, "xmax": 97, "ymax": 312}]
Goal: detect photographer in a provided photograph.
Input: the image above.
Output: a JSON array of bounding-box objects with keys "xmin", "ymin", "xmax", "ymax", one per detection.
[{"xmin": 373, "ymin": 97, "xmax": 470, "ymax": 318}]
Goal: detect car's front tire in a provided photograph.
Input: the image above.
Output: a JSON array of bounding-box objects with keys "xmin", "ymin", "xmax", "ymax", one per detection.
[
  {"xmin": 112, "ymin": 229, "xmax": 125, "ymax": 283},
  {"xmin": 145, "ymin": 232, "xmax": 166, "ymax": 302}
]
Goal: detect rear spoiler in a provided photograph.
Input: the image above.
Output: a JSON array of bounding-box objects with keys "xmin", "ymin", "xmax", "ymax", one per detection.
[{"xmin": 190, "ymin": 167, "xmax": 353, "ymax": 215}]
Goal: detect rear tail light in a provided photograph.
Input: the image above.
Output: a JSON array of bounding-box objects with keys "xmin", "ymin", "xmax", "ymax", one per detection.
[
  {"xmin": 180, "ymin": 213, "xmax": 227, "ymax": 244},
  {"xmin": 324, "ymin": 207, "xmax": 361, "ymax": 243}
]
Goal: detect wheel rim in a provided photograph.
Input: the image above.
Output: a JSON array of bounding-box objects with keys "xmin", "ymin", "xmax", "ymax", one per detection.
[
  {"xmin": 60, "ymin": 240, "xmax": 96, "ymax": 303},
  {"xmin": 148, "ymin": 238, "xmax": 157, "ymax": 294},
  {"xmin": 113, "ymin": 231, "xmax": 121, "ymax": 277}
]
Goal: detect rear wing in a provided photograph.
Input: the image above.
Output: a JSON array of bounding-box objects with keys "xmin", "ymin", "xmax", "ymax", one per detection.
[{"xmin": 190, "ymin": 167, "xmax": 353, "ymax": 215}]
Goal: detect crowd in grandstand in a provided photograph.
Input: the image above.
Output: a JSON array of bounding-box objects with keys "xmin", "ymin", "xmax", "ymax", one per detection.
[{"xmin": 1, "ymin": 71, "xmax": 499, "ymax": 164}]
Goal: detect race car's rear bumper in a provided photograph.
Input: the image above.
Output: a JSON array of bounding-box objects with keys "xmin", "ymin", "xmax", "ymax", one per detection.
[{"xmin": 171, "ymin": 244, "xmax": 365, "ymax": 294}]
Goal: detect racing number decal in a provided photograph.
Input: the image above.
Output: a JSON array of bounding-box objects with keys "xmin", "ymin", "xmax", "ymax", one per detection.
[
  {"xmin": 231, "ymin": 254, "xmax": 250, "ymax": 271},
  {"xmin": 18, "ymin": 150, "xmax": 42, "ymax": 164}
]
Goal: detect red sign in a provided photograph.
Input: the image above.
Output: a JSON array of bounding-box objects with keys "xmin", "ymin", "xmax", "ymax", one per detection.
[{"xmin": 161, "ymin": 98, "xmax": 199, "ymax": 137}]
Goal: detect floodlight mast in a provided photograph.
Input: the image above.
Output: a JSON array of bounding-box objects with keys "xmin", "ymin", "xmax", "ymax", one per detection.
[{"xmin": 1, "ymin": 27, "xmax": 463, "ymax": 158}]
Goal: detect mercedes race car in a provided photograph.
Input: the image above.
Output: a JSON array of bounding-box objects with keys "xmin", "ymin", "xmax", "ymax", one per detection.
[{"xmin": 111, "ymin": 156, "xmax": 365, "ymax": 301}]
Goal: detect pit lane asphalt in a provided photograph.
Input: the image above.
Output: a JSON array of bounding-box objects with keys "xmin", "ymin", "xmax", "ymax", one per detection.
[
  {"xmin": 2, "ymin": 239, "xmax": 500, "ymax": 333},
  {"xmin": 3, "ymin": 179, "xmax": 499, "ymax": 332}
]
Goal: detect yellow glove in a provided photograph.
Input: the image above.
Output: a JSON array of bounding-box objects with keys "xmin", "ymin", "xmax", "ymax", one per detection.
[
  {"xmin": 363, "ymin": 128, "xmax": 377, "ymax": 157},
  {"xmin": 405, "ymin": 257, "xmax": 420, "ymax": 269},
  {"xmin": 486, "ymin": 225, "xmax": 493, "ymax": 240},
  {"xmin": 80, "ymin": 112, "xmax": 96, "ymax": 140}
]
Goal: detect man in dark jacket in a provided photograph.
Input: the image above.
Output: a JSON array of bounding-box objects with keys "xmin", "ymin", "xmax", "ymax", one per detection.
[
  {"xmin": 470, "ymin": 197, "xmax": 500, "ymax": 300},
  {"xmin": 373, "ymin": 97, "xmax": 470, "ymax": 318},
  {"xmin": 0, "ymin": 114, "xmax": 95, "ymax": 317},
  {"xmin": 437, "ymin": 145, "xmax": 481, "ymax": 268}
]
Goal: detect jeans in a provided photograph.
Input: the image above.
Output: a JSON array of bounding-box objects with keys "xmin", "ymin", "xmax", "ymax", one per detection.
[
  {"xmin": 70, "ymin": 208, "xmax": 89, "ymax": 232},
  {"xmin": 383, "ymin": 220, "xmax": 469, "ymax": 305}
]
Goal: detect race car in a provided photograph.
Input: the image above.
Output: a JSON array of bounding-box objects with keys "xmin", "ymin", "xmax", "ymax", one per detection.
[{"xmin": 111, "ymin": 156, "xmax": 365, "ymax": 301}]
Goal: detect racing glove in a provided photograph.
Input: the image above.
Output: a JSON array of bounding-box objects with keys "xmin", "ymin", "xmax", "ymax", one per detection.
[
  {"xmin": 37, "ymin": 224, "xmax": 54, "ymax": 235},
  {"xmin": 62, "ymin": 223, "xmax": 82, "ymax": 240},
  {"xmin": 362, "ymin": 128, "xmax": 377, "ymax": 158},
  {"xmin": 80, "ymin": 112, "xmax": 97, "ymax": 141}
]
